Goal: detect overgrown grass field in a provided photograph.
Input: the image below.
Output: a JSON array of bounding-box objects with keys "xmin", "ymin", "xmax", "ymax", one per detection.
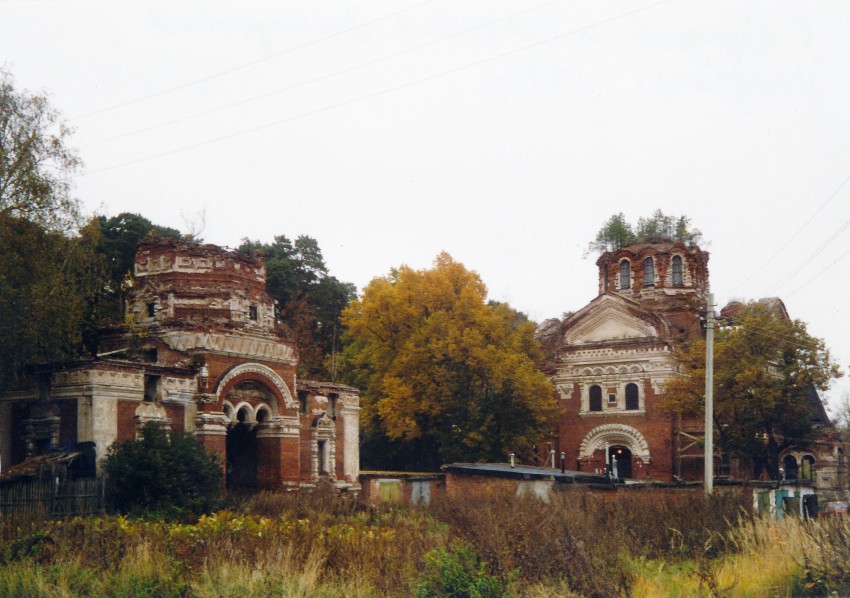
[{"xmin": 1, "ymin": 487, "xmax": 848, "ymax": 597}]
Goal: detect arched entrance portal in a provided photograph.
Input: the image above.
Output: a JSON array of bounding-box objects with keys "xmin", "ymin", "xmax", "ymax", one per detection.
[
  {"xmin": 609, "ymin": 445, "xmax": 632, "ymax": 479},
  {"xmin": 208, "ymin": 363, "xmax": 299, "ymax": 492},
  {"xmin": 579, "ymin": 424, "xmax": 650, "ymax": 480},
  {"xmin": 222, "ymin": 377, "xmax": 277, "ymax": 495},
  {"xmin": 226, "ymin": 405, "xmax": 258, "ymax": 494}
]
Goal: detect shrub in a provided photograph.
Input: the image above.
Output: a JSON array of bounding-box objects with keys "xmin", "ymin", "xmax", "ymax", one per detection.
[
  {"xmin": 412, "ymin": 542, "xmax": 508, "ymax": 598},
  {"xmin": 103, "ymin": 423, "xmax": 223, "ymax": 517}
]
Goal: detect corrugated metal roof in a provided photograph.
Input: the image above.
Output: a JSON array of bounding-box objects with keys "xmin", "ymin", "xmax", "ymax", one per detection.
[
  {"xmin": 0, "ymin": 451, "xmax": 82, "ymax": 482},
  {"xmin": 441, "ymin": 462, "xmax": 613, "ymax": 484}
]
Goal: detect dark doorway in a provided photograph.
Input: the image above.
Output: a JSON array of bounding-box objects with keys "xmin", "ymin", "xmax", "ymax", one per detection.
[
  {"xmin": 609, "ymin": 446, "xmax": 632, "ymax": 479},
  {"xmin": 226, "ymin": 423, "xmax": 258, "ymax": 494}
]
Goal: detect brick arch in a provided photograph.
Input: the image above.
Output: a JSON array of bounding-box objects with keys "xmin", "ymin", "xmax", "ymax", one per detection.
[
  {"xmin": 214, "ymin": 363, "xmax": 296, "ymax": 412},
  {"xmin": 579, "ymin": 424, "xmax": 651, "ymax": 463}
]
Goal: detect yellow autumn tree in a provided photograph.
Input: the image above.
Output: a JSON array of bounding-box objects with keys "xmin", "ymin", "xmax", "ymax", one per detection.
[{"xmin": 341, "ymin": 253, "xmax": 560, "ymax": 470}]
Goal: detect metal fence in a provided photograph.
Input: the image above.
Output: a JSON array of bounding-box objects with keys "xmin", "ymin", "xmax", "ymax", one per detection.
[{"xmin": 0, "ymin": 476, "xmax": 104, "ymax": 519}]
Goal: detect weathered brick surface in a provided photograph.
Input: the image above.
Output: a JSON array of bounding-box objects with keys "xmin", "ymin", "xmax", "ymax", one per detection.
[
  {"xmin": 257, "ymin": 436, "xmax": 282, "ymax": 489},
  {"xmin": 543, "ymin": 242, "xmax": 710, "ymax": 483},
  {"xmin": 163, "ymin": 404, "xmax": 185, "ymax": 433},
  {"xmin": 0, "ymin": 238, "xmax": 359, "ymax": 491},
  {"xmin": 117, "ymin": 401, "xmax": 139, "ymax": 442},
  {"xmin": 444, "ymin": 474, "xmax": 525, "ymax": 500},
  {"xmin": 197, "ymin": 434, "xmax": 227, "ymax": 481}
]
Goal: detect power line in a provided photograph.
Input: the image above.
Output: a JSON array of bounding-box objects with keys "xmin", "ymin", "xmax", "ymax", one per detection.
[
  {"xmin": 785, "ymin": 246, "xmax": 850, "ymax": 300},
  {"xmin": 761, "ymin": 217, "xmax": 850, "ymax": 296},
  {"xmin": 80, "ymin": 0, "xmax": 565, "ymax": 149},
  {"xmin": 68, "ymin": 0, "xmax": 441, "ymax": 121},
  {"xmin": 730, "ymin": 173, "xmax": 850, "ymax": 294},
  {"xmin": 78, "ymin": 0, "xmax": 671, "ymax": 178}
]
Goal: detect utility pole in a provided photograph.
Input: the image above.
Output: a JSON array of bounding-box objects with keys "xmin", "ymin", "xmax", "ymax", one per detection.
[{"xmin": 704, "ymin": 293, "xmax": 715, "ymax": 495}]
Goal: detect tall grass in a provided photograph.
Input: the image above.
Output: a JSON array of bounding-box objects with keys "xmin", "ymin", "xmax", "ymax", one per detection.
[
  {"xmin": 631, "ymin": 514, "xmax": 850, "ymax": 597},
  {"xmin": 431, "ymin": 489, "xmax": 749, "ymax": 598},
  {"xmin": 0, "ymin": 487, "xmax": 847, "ymax": 597}
]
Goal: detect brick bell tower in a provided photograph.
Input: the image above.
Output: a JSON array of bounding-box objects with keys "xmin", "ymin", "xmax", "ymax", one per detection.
[{"xmin": 596, "ymin": 241, "xmax": 709, "ymax": 340}]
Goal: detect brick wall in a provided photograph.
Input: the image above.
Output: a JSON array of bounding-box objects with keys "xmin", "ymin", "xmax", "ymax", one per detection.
[
  {"xmin": 444, "ymin": 473, "xmax": 526, "ymax": 500},
  {"xmin": 116, "ymin": 401, "xmax": 138, "ymax": 442}
]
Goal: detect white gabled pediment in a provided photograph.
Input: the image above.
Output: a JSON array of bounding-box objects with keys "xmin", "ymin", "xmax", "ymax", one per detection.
[{"xmin": 563, "ymin": 295, "xmax": 658, "ymax": 345}]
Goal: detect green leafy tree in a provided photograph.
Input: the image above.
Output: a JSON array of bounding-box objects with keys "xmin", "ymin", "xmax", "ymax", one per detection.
[
  {"xmin": 588, "ymin": 210, "xmax": 702, "ymax": 254},
  {"xmin": 0, "ymin": 71, "xmax": 109, "ymax": 391},
  {"xmin": 0, "ymin": 68, "xmax": 81, "ymax": 231},
  {"xmin": 0, "ymin": 215, "xmax": 107, "ymax": 391},
  {"xmin": 239, "ymin": 235, "xmax": 356, "ymax": 378},
  {"xmin": 341, "ymin": 253, "xmax": 560, "ymax": 471},
  {"xmin": 103, "ymin": 423, "xmax": 223, "ymax": 517},
  {"xmin": 93, "ymin": 212, "xmax": 181, "ymax": 324},
  {"xmin": 588, "ymin": 212, "xmax": 636, "ymax": 254},
  {"xmin": 636, "ymin": 209, "xmax": 702, "ymax": 245},
  {"xmin": 98, "ymin": 213, "xmax": 180, "ymax": 288},
  {"xmin": 664, "ymin": 302, "xmax": 841, "ymax": 479}
]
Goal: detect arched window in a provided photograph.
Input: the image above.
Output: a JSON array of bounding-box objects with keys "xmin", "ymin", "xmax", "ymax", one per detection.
[
  {"xmin": 783, "ymin": 454, "xmax": 798, "ymax": 480},
  {"xmin": 644, "ymin": 257, "xmax": 655, "ymax": 287},
  {"xmin": 589, "ymin": 385, "xmax": 603, "ymax": 412},
  {"xmin": 619, "ymin": 260, "xmax": 631, "ymax": 290},
  {"xmin": 672, "ymin": 255, "xmax": 683, "ymax": 286},
  {"xmin": 625, "ymin": 383, "xmax": 639, "ymax": 410},
  {"xmin": 801, "ymin": 455, "xmax": 816, "ymax": 481}
]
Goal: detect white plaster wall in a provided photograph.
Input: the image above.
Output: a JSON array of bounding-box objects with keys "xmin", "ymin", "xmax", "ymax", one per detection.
[
  {"xmin": 516, "ymin": 480, "xmax": 554, "ymax": 502},
  {"xmin": 582, "ymin": 319, "xmax": 648, "ymax": 342},
  {"xmin": 342, "ymin": 404, "xmax": 360, "ymax": 482},
  {"xmin": 90, "ymin": 396, "xmax": 118, "ymax": 462},
  {"xmin": 77, "ymin": 397, "xmax": 93, "ymax": 444},
  {"xmin": 183, "ymin": 401, "xmax": 197, "ymax": 433}
]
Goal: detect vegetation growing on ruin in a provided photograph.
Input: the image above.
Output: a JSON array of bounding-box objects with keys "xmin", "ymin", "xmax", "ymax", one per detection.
[
  {"xmin": 2, "ymin": 489, "xmax": 848, "ymax": 597},
  {"xmin": 588, "ymin": 210, "xmax": 703, "ymax": 254}
]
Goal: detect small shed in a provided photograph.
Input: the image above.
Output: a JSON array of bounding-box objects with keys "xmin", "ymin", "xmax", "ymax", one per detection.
[
  {"xmin": 442, "ymin": 463, "xmax": 612, "ymax": 501},
  {"xmin": 359, "ymin": 471, "xmax": 445, "ymax": 505}
]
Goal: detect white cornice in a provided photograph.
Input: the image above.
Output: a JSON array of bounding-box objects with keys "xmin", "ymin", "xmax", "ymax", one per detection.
[{"xmin": 159, "ymin": 331, "xmax": 296, "ymax": 365}]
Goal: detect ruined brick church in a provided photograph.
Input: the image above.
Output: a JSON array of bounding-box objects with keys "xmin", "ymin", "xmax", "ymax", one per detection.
[
  {"xmin": 539, "ymin": 241, "xmax": 845, "ymax": 488},
  {"xmin": 0, "ymin": 237, "xmax": 360, "ymax": 492}
]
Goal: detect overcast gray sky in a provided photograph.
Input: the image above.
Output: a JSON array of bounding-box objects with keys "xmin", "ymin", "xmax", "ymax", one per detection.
[{"xmin": 3, "ymin": 0, "xmax": 849, "ymax": 406}]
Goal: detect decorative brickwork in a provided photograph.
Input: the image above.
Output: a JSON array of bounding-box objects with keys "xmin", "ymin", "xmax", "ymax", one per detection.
[
  {"xmin": 0, "ymin": 238, "xmax": 359, "ymax": 493},
  {"xmin": 541, "ymin": 242, "xmax": 708, "ymax": 482},
  {"xmin": 542, "ymin": 241, "xmax": 845, "ymax": 489}
]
